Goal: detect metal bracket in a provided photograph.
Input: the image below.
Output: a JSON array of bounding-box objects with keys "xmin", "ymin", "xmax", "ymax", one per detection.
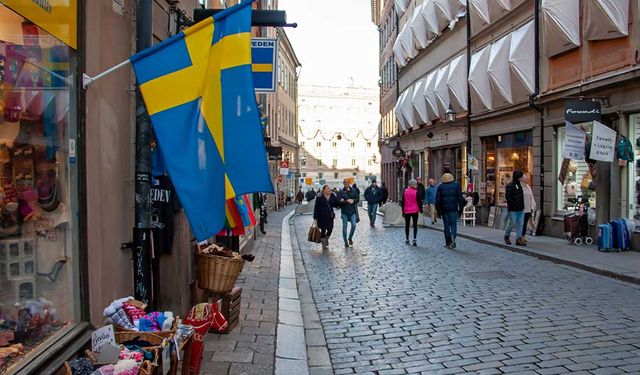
[{"xmin": 121, "ymin": 242, "xmax": 134, "ymax": 250}]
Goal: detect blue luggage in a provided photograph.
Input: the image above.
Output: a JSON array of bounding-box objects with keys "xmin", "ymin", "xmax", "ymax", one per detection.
[
  {"xmin": 597, "ymin": 223, "xmax": 613, "ymax": 252},
  {"xmin": 611, "ymin": 219, "xmax": 630, "ymax": 251}
]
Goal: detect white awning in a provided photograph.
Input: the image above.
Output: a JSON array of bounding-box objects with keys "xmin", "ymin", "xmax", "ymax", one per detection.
[
  {"xmin": 393, "ymin": 37, "xmax": 407, "ymax": 67},
  {"xmin": 470, "ymin": 0, "xmax": 490, "ymax": 26},
  {"xmin": 399, "ymin": 24, "xmax": 418, "ymax": 60},
  {"xmin": 394, "ymin": 0, "xmax": 407, "ymax": 15},
  {"xmin": 434, "ymin": 63, "xmax": 451, "ymax": 115},
  {"xmin": 447, "ymin": 54, "xmax": 468, "ymax": 111},
  {"xmin": 422, "ymin": 0, "xmax": 442, "ymax": 40},
  {"xmin": 509, "ymin": 21, "xmax": 535, "ymax": 94},
  {"xmin": 411, "ymin": 78, "xmax": 429, "ymax": 125},
  {"xmin": 395, "ymin": 91, "xmax": 408, "ymax": 131},
  {"xmin": 400, "ymin": 85, "xmax": 416, "ymax": 129},
  {"xmin": 468, "ymin": 45, "xmax": 493, "ymax": 110},
  {"xmin": 423, "ymin": 71, "xmax": 440, "ymax": 120},
  {"xmin": 449, "ymin": 0, "xmax": 467, "ymax": 14},
  {"xmin": 542, "ymin": 0, "xmax": 580, "ymax": 57},
  {"xmin": 487, "ymin": 33, "xmax": 513, "ymax": 104},
  {"xmin": 434, "ymin": 0, "xmax": 454, "ymax": 23},
  {"xmin": 489, "ymin": 0, "xmax": 511, "ymax": 21},
  {"xmin": 585, "ymin": 0, "xmax": 629, "ymax": 40},
  {"xmin": 410, "ymin": 4, "xmax": 430, "ymax": 49}
]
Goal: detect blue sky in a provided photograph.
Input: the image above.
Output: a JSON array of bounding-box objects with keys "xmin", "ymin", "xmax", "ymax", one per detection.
[{"xmin": 278, "ymin": 0, "xmax": 379, "ymax": 88}]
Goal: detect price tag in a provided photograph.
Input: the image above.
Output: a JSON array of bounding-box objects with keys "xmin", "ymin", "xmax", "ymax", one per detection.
[{"xmin": 91, "ymin": 325, "xmax": 116, "ymax": 353}]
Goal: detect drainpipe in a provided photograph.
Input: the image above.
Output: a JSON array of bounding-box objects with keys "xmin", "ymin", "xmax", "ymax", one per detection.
[
  {"xmin": 528, "ymin": 0, "xmax": 545, "ymax": 223},
  {"xmin": 133, "ymin": 0, "xmax": 153, "ymax": 306},
  {"xmin": 465, "ymin": 2, "xmax": 472, "ymax": 186}
]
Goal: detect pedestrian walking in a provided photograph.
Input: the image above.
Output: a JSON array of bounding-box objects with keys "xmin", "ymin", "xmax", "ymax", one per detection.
[
  {"xmin": 352, "ymin": 183, "xmax": 361, "ymax": 223},
  {"xmin": 295, "ymin": 187, "xmax": 304, "ymax": 205},
  {"xmin": 436, "ymin": 172, "xmax": 465, "ymax": 249},
  {"xmin": 313, "ymin": 185, "xmax": 338, "ymax": 250},
  {"xmin": 402, "ymin": 179, "xmax": 423, "ymax": 246},
  {"xmin": 425, "ymin": 178, "xmax": 437, "ymax": 224},
  {"xmin": 380, "ymin": 182, "xmax": 389, "ymax": 205},
  {"xmin": 416, "ymin": 177, "xmax": 426, "ymax": 202},
  {"xmin": 504, "ymin": 169, "xmax": 526, "ymax": 246},
  {"xmin": 520, "ymin": 173, "xmax": 536, "ymax": 244},
  {"xmin": 305, "ymin": 188, "xmax": 317, "ymax": 202},
  {"xmin": 338, "ymin": 179, "xmax": 359, "ymax": 248},
  {"xmin": 364, "ymin": 180, "xmax": 383, "ymax": 227}
]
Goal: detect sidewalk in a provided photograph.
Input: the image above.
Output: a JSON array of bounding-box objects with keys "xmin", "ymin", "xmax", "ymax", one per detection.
[
  {"xmin": 201, "ymin": 207, "xmax": 295, "ymax": 375},
  {"xmin": 419, "ymin": 214, "xmax": 640, "ymax": 284}
]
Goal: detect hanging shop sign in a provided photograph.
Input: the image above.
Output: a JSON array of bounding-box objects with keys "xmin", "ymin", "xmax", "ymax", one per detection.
[
  {"xmin": 279, "ymin": 160, "xmax": 289, "ymax": 175},
  {"xmin": 564, "ymin": 99, "xmax": 602, "ymax": 123},
  {"xmin": 562, "ymin": 121, "xmax": 586, "ymax": 160},
  {"xmin": 590, "ymin": 120, "xmax": 616, "ymax": 162},
  {"xmin": 1, "ymin": 0, "xmax": 78, "ymax": 48},
  {"xmin": 267, "ymin": 145, "xmax": 282, "ymax": 160},
  {"xmin": 251, "ymin": 37, "xmax": 277, "ymax": 93}
]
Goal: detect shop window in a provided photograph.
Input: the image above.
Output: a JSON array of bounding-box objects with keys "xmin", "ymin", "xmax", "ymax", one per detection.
[
  {"xmin": 316, "ymin": 159, "xmax": 322, "ymax": 167},
  {"xmin": 483, "ymin": 132, "xmax": 533, "ymax": 206},
  {"xmin": 548, "ymin": 48, "xmax": 582, "ymax": 90},
  {"xmin": 334, "ymin": 172, "xmax": 339, "ymax": 179},
  {"xmin": 556, "ymin": 125, "xmax": 596, "ymax": 212},
  {"xmin": 628, "ymin": 114, "xmax": 640, "ymax": 221},
  {"xmin": 0, "ymin": 5, "xmax": 77, "ymax": 373}
]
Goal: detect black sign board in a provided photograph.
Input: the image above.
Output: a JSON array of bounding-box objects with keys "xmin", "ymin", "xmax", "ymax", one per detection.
[
  {"xmin": 564, "ymin": 99, "xmax": 602, "ymax": 123},
  {"xmin": 267, "ymin": 146, "xmax": 282, "ymax": 160}
]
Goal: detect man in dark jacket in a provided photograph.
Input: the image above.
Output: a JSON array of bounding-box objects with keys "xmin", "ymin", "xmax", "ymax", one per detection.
[
  {"xmin": 305, "ymin": 188, "xmax": 317, "ymax": 202},
  {"xmin": 380, "ymin": 182, "xmax": 389, "ymax": 205},
  {"xmin": 504, "ymin": 169, "xmax": 526, "ymax": 246},
  {"xmin": 338, "ymin": 179, "xmax": 360, "ymax": 248},
  {"xmin": 364, "ymin": 180, "xmax": 383, "ymax": 227},
  {"xmin": 436, "ymin": 172, "xmax": 465, "ymax": 249},
  {"xmin": 416, "ymin": 177, "xmax": 426, "ymax": 202}
]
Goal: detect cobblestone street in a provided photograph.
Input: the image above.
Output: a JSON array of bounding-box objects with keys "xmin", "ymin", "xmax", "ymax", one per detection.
[{"xmin": 293, "ymin": 212, "xmax": 640, "ymax": 375}]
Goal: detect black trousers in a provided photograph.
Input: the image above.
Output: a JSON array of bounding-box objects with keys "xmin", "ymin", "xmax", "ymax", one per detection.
[
  {"xmin": 404, "ymin": 213, "xmax": 419, "ymax": 240},
  {"xmin": 522, "ymin": 212, "xmax": 531, "ymax": 237},
  {"xmin": 320, "ymin": 227, "xmax": 333, "ymax": 239}
]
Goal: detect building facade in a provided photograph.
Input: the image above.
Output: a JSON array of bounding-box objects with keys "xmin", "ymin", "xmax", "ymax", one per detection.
[
  {"xmin": 375, "ymin": 0, "xmax": 640, "ymax": 247},
  {"xmin": 298, "ymin": 85, "xmax": 380, "ymax": 191}
]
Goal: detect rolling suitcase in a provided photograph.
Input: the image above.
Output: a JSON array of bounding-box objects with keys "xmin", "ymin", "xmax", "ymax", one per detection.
[
  {"xmin": 563, "ymin": 214, "xmax": 580, "ymax": 243},
  {"xmin": 597, "ymin": 223, "xmax": 613, "ymax": 252},
  {"xmin": 611, "ymin": 219, "xmax": 629, "ymax": 251}
]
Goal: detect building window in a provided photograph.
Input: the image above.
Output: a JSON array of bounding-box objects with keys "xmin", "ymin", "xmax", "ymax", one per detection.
[
  {"xmin": 367, "ymin": 142, "xmax": 371, "ymax": 148},
  {"xmin": 316, "ymin": 141, "xmax": 321, "ymax": 147},
  {"xmin": 332, "ymin": 142, "xmax": 337, "ymax": 148},
  {"xmin": 353, "ymin": 172, "xmax": 357, "ymax": 176},
  {"xmin": 317, "ymin": 159, "xmax": 322, "ymax": 167},
  {"xmin": 332, "ymin": 159, "xmax": 337, "ymax": 168},
  {"xmin": 334, "ymin": 172, "xmax": 339, "ymax": 179},
  {"xmin": 368, "ymin": 160, "xmax": 373, "ymax": 166},
  {"xmin": 302, "ymin": 173, "xmax": 306, "ymax": 177},
  {"xmin": 352, "ymin": 159, "xmax": 356, "ymax": 166},
  {"xmin": 318, "ymin": 172, "xmax": 323, "ymax": 179},
  {"xmin": 350, "ymin": 142, "xmax": 355, "ymax": 148},
  {"xmin": 301, "ymin": 141, "xmax": 305, "ymax": 147}
]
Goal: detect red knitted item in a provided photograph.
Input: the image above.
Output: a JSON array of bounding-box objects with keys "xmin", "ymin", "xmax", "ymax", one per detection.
[{"xmin": 122, "ymin": 303, "xmax": 146, "ymax": 322}]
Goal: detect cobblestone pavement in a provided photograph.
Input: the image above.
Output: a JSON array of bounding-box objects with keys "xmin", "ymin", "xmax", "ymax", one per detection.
[
  {"xmin": 293, "ymin": 212, "xmax": 640, "ymax": 375},
  {"xmin": 202, "ymin": 207, "xmax": 294, "ymax": 375}
]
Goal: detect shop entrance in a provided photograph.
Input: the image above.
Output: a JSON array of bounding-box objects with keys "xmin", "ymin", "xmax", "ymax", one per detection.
[{"xmin": 483, "ymin": 131, "xmax": 533, "ymax": 206}]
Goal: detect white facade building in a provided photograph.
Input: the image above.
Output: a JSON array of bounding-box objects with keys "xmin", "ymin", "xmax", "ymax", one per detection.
[{"xmin": 298, "ymin": 84, "xmax": 380, "ymax": 190}]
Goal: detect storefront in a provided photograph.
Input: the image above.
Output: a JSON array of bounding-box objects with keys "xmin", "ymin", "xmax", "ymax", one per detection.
[
  {"xmin": 0, "ymin": 1, "xmax": 82, "ymax": 373},
  {"xmin": 483, "ymin": 131, "xmax": 533, "ymax": 206}
]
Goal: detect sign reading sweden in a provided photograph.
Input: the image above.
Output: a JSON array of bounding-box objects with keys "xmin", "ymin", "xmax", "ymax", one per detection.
[{"xmin": 251, "ymin": 38, "xmax": 277, "ymax": 93}]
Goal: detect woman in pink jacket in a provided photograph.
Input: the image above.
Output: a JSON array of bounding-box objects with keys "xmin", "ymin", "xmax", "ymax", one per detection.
[{"xmin": 402, "ymin": 179, "xmax": 424, "ymax": 246}]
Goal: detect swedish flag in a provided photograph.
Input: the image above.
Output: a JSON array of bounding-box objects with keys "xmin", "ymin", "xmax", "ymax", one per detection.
[{"xmin": 130, "ymin": 2, "xmax": 273, "ymax": 241}]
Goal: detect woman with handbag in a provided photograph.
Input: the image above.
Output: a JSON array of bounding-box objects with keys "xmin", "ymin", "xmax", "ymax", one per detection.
[{"xmin": 313, "ymin": 185, "xmax": 338, "ymax": 250}]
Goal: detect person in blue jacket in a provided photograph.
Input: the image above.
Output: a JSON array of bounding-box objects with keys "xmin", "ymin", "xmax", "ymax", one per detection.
[
  {"xmin": 425, "ymin": 178, "xmax": 438, "ymax": 224},
  {"xmin": 436, "ymin": 172, "xmax": 465, "ymax": 249}
]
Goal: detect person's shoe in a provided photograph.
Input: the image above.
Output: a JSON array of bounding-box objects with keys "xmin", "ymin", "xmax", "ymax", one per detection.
[
  {"xmin": 445, "ymin": 243, "xmax": 451, "ymax": 249},
  {"xmin": 405, "ymin": 239, "xmax": 410, "ymax": 245},
  {"xmin": 370, "ymin": 223, "xmax": 375, "ymax": 228},
  {"xmin": 451, "ymin": 240, "xmax": 456, "ymax": 249},
  {"xmin": 348, "ymin": 239, "xmax": 354, "ymax": 246},
  {"xmin": 344, "ymin": 242, "xmax": 349, "ymax": 248},
  {"xmin": 516, "ymin": 239, "xmax": 527, "ymax": 246},
  {"xmin": 412, "ymin": 240, "xmax": 417, "ymax": 247},
  {"xmin": 504, "ymin": 236, "xmax": 512, "ymax": 245},
  {"xmin": 521, "ymin": 236, "xmax": 528, "ymax": 244}
]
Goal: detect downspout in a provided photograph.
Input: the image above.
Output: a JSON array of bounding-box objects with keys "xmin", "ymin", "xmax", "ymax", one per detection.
[
  {"xmin": 133, "ymin": 0, "xmax": 154, "ymax": 306},
  {"xmin": 528, "ymin": 0, "xmax": 545, "ymax": 222},
  {"xmin": 465, "ymin": 2, "xmax": 472, "ymax": 188}
]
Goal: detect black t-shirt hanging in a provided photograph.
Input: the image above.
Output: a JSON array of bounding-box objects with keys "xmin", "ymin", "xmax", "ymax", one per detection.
[{"xmin": 150, "ymin": 175, "xmax": 180, "ymax": 254}]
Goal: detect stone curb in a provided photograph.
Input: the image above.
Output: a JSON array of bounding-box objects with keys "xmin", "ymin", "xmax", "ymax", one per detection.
[
  {"xmin": 275, "ymin": 211, "xmax": 309, "ymax": 375},
  {"xmin": 424, "ymin": 225, "xmax": 640, "ymax": 285}
]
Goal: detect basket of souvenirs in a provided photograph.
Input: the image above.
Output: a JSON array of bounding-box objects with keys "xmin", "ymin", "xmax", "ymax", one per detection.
[{"xmin": 196, "ymin": 243, "xmax": 246, "ymax": 293}]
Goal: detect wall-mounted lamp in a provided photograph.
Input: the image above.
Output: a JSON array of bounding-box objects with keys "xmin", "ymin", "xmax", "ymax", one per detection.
[{"xmin": 445, "ymin": 103, "xmax": 456, "ymax": 126}]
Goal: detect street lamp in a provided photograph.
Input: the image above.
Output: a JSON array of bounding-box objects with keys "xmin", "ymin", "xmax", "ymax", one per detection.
[
  {"xmin": 372, "ymin": 153, "xmax": 377, "ymax": 163},
  {"xmin": 445, "ymin": 103, "xmax": 456, "ymax": 126}
]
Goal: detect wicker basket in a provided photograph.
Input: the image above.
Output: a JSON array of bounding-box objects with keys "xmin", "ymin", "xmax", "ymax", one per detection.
[
  {"xmin": 197, "ymin": 253, "xmax": 245, "ymax": 293},
  {"xmin": 115, "ymin": 317, "xmax": 178, "ymax": 339}
]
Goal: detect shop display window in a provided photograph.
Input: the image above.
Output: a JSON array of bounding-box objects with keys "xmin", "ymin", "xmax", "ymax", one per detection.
[
  {"xmin": 556, "ymin": 124, "xmax": 597, "ymax": 212},
  {"xmin": 628, "ymin": 114, "xmax": 640, "ymax": 221},
  {"xmin": 483, "ymin": 132, "xmax": 533, "ymax": 206},
  {"xmin": 0, "ymin": 5, "xmax": 77, "ymax": 373}
]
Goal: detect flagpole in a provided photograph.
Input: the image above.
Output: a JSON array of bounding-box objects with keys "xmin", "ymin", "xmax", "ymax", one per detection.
[{"xmin": 82, "ymin": 59, "xmax": 130, "ymax": 89}]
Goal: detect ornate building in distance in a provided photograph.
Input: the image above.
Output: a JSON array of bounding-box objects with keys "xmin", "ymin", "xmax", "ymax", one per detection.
[{"xmin": 298, "ymin": 84, "xmax": 381, "ymax": 191}]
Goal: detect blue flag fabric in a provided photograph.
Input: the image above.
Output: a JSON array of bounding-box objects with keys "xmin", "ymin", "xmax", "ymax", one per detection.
[{"xmin": 129, "ymin": 2, "xmax": 273, "ymax": 241}]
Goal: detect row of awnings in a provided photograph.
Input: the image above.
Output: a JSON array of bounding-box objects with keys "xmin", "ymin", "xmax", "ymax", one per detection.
[
  {"xmin": 542, "ymin": 0, "xmax": 629, "ymax": 57},
  {"xmin": 393, "ymin": 0, "xmax": 467, "ymax": 68},
  {"xmin": 394, "ymin": 53, "xmax": 468, "ymax": 131}
]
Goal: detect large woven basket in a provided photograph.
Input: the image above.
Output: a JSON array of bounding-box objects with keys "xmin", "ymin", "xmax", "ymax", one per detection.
[{"xmin": 197, "ymin": 253, "xmax": 244, "ymax": 293}]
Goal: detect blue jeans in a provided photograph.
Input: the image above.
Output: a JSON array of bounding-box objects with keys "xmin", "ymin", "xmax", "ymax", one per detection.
[
  {"xmin": 341, "ymin": 213, "xmax": 357, "ymax": 242},
  {"xmin": 367, "ymin": 203, "xmax": 379, "ymax": 224},
  {"xmin": 505, "ymin": 210, "xmax": 525, "ymax": 238},
  {"xmin": 442, "ymin": 211, "xmax": 459, "ymax": 245}
]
